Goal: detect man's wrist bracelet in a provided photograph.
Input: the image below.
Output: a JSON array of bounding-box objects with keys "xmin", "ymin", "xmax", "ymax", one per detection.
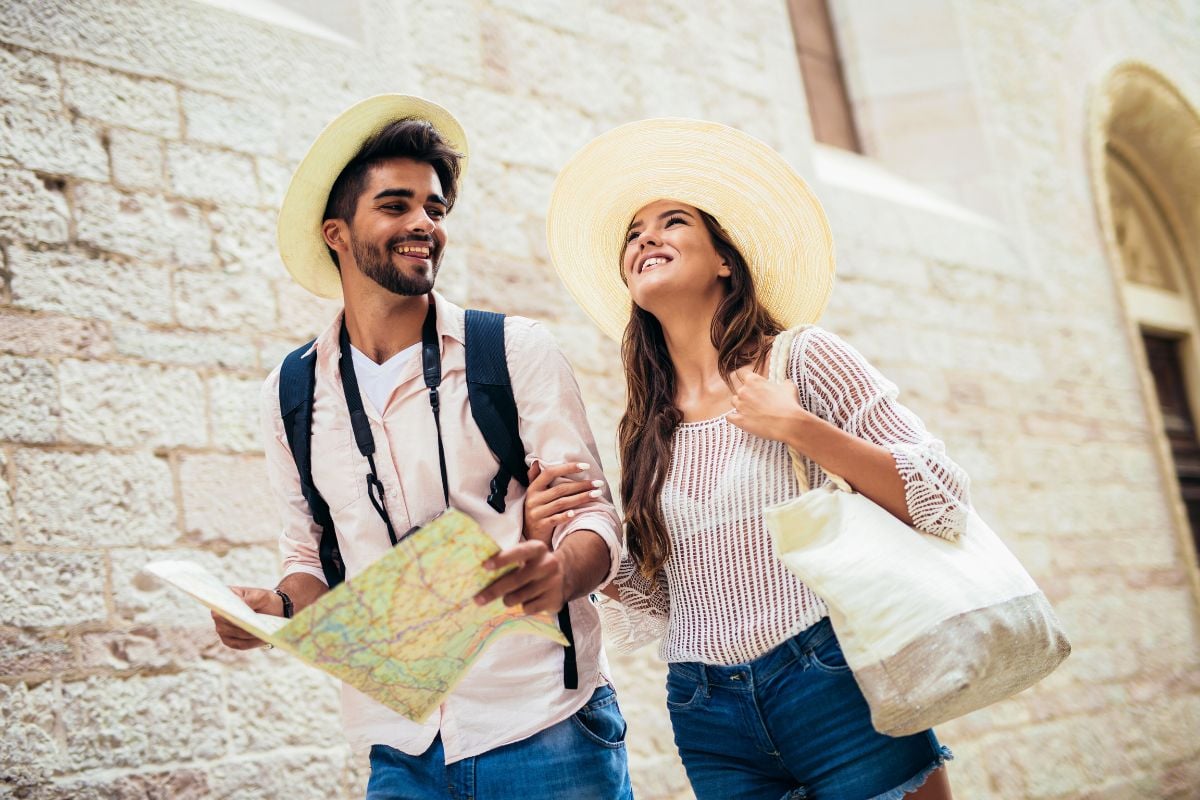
[{"xmin": 274, "ymin": 588, "xmax": 294, "ymax": 619}]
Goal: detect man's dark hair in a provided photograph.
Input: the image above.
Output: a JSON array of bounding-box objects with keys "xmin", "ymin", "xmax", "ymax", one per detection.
[{"xmin": 323, "ymin": 118, "xmax": 463, "ymax": 226}]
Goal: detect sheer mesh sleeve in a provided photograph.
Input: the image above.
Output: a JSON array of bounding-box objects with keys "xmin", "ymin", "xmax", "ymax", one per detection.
[
  {"xmin": 792, "ymin": 327, "xmax": 972, "ymax": 540},
  {"xmin": 596, "ymin": 554, "xmax": 670, "ymax": 653}
]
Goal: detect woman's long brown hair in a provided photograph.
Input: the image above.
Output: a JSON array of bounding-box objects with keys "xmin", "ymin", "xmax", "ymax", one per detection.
[{"xmin": 618, "ymin": 210, "xmax": 784, "ymax": 580}]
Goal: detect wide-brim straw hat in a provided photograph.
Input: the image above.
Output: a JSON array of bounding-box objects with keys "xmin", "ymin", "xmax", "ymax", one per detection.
[
  {"xmin": 546, "ymin": 118, "xmax": 835, "ymax": 342},
  {"xmin": 277, "ymin": 94, "xmax": 469, "ymax": 298}
]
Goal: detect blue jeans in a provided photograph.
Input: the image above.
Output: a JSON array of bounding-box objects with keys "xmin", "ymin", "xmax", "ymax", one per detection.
[
  {"xmin": 366, "ymin": 685, "xmax": 633, "ymax": 800},
  {"xmin": 666, "ymin": 618, "xmax": 952, "ymax": 800}
]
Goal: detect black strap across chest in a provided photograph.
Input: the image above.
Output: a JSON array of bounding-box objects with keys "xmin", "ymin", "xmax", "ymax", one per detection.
[{"xmin": 279, "ymin": 301, "xmax": 576, "ymax": 690}]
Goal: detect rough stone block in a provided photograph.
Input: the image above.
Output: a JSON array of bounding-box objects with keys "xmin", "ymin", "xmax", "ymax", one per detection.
[
  {"xmin": 0, "ymin": 104, "xmax": 109, "ymax": 181},
  {"xmin": 58, "ymin": 359, "xmax": 206, "ymax": 448},
  {"xmin": 0, "ymin": 450, "xmax": 12, "ymax": 545},
  {"xmin": 901, "ymin": 205, "xmax": 1023, "ymax": 275},
  {"xmin": 109, "ymin": 128, "xmax": 166, "ymax": 190},
  {"xmin": 467, "ymin": 252, "xmax": 564, "ymax": 320},
  {"xmin": 0, "ymin": 681, "xmax": 64, "ymax": 793},
  {"xmin": 78, "ymin": 624, "xmax": 218, "ymax": 673},
  {"xmin": 0, "ymin": 0, "xmax": 352, "ymax": 99},
  {"xmin": 255, "ymin": 156, "xmax": 293, "ymax": 208},
  {"xmin": 74, "ymin": 182, "xmax": 213, "ymax": 269},
  {"xmin": 834, "ymin": 246, "xmax": 931, "ymax": 289},
  {"xmin": 0, "ymin": 355, "xmax": 59, "ymax": 443},
  {"xmin": 273, "ymin": 278, "xmax": 340, "ymax": 340},
  {"xmin": 180, "ymin": 454, "xmax": 277, "ymax": 545},
  {"xmin": 226, "ymin": 662, "xmax": 340, "ymax": 751},
  {"xmin": 0, "ymin": 166, "xmax": 69, "ymax": 243},
  {"xmin": 279, "ymin": 93, "xmax": 358, "ymax": 163},
  {"xmin": 0, "ymin": 628, "xmax": 74, "ymax": 676},
  {"xmin": 210, "ymin": 206, "xmax": 283, "ymax": 278},
  {"xmin": 258, "ymin": 335, "xmax": 302, "ymax": 370},
  {"xmin": 206, "ymin": 748, "xmax": 351, "ymax": 800},
  {"xmin": 174, "ymin": 269, "xmax": 277, "ymax": 333},
  {"xmin": 0, "ymin": 311, "xmax": 113, "ymax": 359},
  {"xmin": 208, "ymin": 375, "xmax": 262, "ymax": 453},
  {"xmin": 61, "ymin": 61, "xmax": 180, "ymax": 137},
  {"xmin": 818, "ymin": 184, "xmax": 912, "ymax": 251},
  {"xmin": 8, "ymin": 246, "xmax": 174, "ymax": 325},
  {"xmin": 181, "ymin": 89, "xmax": 281, "ymax": 157},
  {"xmin": 32, "ymin": 768, "xmax": 211, "ymax": 800},
  {"xmin": 0, "ymin": 552, "xmax": 106, "ymax": 627},
  {"xmin": 438, "ymin": 82, "xmax": 596, "ymax": 173},
  {"xmin": 112, "ymin": 324, "xmax": 259, "ymax": 369},
  {"xmin": 0, "ymin": 43, "xmax": 61, "ymax": 113},
  {"xmin": 61, "ymin": 673, "xmax": 225, "ymax": 769},
  {"xmin": 167, "ymin": 142, "xmax": 259, "ymax": 206},
  {"xmin": 481, "ymin": 12, "xmax": 630, "ymax": 119},
  {"xmin": 13, "ymin": 449, "xmax": 176, "ymax": 547},
  {"xmin": 404, "ymin": 0, "xmax": 483, "ymax": 83}
]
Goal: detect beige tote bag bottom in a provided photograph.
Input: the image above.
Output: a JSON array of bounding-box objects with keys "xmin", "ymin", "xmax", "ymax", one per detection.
[{"xmin": 764, "ymin": 327, "xmax": 1070, "ymax": 736}]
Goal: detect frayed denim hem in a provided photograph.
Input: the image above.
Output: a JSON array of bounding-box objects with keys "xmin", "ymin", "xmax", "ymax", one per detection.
[{"xmin": 867, "ymin": 745, "xmax": 954, "ymax": 800}]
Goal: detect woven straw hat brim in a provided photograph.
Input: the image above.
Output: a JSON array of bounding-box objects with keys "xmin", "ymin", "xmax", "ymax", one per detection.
[
  {"xmin": 546, "ymin": 118, "xmax": 835, "ymax": 342},
  {"xmin": 277, "ymin": 94, "xmax": 469, "ymax": 299}
]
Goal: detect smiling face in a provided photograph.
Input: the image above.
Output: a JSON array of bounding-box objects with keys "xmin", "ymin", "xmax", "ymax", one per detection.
[
  {"xmin": 621, "ymin": 199, "xmax": 731, "ymax": 314},
  {"xmin": 325, "ymin": 157, "xmax": 449, "ymax": 297}
]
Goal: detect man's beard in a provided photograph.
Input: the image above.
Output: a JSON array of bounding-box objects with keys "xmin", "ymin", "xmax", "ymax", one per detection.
[{"xmin": 352, "ymin": 235, "xmax": 440, "ymax": 296}]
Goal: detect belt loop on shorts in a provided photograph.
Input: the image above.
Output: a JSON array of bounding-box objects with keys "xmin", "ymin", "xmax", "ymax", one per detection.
[
  {"xmin": 787, "ymin": 617, "xmax": 836, "ymax": 661},
  {"xmin": 782, "ymin": 632, "xmax": 807, "ymax": 662}
]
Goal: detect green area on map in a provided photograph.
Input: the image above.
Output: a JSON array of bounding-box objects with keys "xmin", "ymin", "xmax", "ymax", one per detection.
[{"xmin": 146, "ymin": 509, "xmax": 568, "ymax": 722}]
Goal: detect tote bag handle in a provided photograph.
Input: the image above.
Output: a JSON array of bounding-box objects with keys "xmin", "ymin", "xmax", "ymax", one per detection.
[{"xmin": 768, "ymin": 327, "xmax": 854, "ymax": 495}]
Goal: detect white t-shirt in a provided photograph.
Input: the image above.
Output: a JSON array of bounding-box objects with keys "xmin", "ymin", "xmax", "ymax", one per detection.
[{"xmin": 350, "ymin": 342, "xmax": 421, "ymax": 414}]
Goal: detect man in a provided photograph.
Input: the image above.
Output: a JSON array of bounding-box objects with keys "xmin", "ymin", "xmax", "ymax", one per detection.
[{"xmin": 212, "ymin": 95, "xmax": 632, "ymax": 800}]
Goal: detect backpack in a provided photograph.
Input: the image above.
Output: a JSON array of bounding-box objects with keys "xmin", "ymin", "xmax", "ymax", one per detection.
[{"xmin": 277, "ymin": 309, "xmax": 577, "ymax": 689}]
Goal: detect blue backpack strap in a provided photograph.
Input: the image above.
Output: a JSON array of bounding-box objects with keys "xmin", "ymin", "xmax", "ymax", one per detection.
[
  {"xmin": 464, "ymin": 310, "xmax": 531, "ymax": 513},
  {"xmin": 464, "ymin": 310, "xmax": 578, "ymax": 691},
  {"xmin": 279, "ymin": 339, "xmax": 345, "ymax": 588}
]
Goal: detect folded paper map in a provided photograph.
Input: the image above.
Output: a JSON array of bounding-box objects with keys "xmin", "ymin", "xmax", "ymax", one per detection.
[{"xmin": 145, "ymin": 509, "xmax": 568, "ymax": 722}]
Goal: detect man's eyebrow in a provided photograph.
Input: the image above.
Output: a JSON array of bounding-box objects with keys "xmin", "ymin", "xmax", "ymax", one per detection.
[
  {"xmin": 626, "ymin": 208, "xmax": 695, "ymax": 232},
  {"xmin": 372, "ymin": 188, "xmax": 415, "ymax": 201},
  {"xmin": 372, "ymin": 188, "xmax": 450, "ymax": 207}
]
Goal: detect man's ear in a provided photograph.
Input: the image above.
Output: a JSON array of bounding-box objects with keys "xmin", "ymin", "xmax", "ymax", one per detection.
[{"xmin": 322, "ymin": 219, "xmax": 348, "ymax": 252}]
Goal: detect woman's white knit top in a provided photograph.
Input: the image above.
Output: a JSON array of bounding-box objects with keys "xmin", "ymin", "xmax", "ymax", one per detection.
[{"xmin": 602, "ymin": 327, "xmax": 972, "ymax": 666}]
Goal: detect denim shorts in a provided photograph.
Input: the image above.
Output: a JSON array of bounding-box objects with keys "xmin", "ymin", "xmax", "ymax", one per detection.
[
  {"xmin": 366, "ymin": 684, "xmax": 632, "ymax": 800},
  {"xmin": 666, "ymin": 618, "xmax": 952, "ymax": 800}
]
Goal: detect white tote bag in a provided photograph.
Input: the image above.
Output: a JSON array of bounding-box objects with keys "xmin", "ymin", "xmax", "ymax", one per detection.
[{"xmin": 764, "ymin": 327, "xmax": 1071, "ymax": 736}]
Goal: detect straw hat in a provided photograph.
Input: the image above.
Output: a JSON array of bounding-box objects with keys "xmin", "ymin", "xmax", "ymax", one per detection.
[
  {"xmin": 546, "ymin": 118, "xmax": 835, "ymax": 342},
  {"xmin": 277, "ymin": 94, "xmax": 469, "ymax": 298}
]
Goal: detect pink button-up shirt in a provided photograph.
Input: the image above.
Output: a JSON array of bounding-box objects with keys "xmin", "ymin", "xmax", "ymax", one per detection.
[{"xmin": 260, "ymin": 292, "xmax": 621, "ymax": 762}]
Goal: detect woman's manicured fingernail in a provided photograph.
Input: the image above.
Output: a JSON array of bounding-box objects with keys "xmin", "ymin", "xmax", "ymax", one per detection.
[
  {"xmin": 577, "ymin": 463, "xmax": 590, "ymax": 470},
  {"xmin": 589, "ymin": 489, "xmax": 602, "ymax": 498},
  {"xmin": 567, "ymin": 510, "xmax": 575, "ymax": 518},
  {"xmin": 591, "ymin": 480, "xmax": 605, "ymax": 488}
]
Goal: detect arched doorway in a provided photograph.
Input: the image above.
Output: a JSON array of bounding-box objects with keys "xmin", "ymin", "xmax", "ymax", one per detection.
[{"xmin": 1091, "ymin": 63, "xmax": 1200, "ymax": 595}]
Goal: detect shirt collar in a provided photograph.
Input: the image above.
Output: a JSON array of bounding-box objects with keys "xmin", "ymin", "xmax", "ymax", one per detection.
[{"xmin": 309, "ymin": 290, "xmax": 466, "ymax": 360}]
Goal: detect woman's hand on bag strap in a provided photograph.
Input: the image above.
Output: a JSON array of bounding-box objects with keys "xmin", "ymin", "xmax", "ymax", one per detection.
[{"xmin": 728, "ymin": 368, "xmax": 818, "ymax": 445}]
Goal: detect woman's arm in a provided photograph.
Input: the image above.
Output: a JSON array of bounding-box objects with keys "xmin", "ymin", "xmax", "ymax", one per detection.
[{"xmin": 730, "ymin": 327, "xmax": 971, "ymax": 539}]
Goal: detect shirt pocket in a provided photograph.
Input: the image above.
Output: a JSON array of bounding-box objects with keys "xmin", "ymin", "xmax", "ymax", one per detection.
[{"xmin": 310, "ymin": 428, "xmax": 365, "ymax": 513}]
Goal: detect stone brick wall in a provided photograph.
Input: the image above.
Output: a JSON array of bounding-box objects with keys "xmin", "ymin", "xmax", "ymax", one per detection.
[{"xmin": 1, "ymin": 0, "xmax": 1198, "ymax": 798}]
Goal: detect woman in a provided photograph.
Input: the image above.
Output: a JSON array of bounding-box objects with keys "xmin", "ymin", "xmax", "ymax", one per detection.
[{"xmin": 531, "ymin": 119, "xmax": 969, "ymax": 800}]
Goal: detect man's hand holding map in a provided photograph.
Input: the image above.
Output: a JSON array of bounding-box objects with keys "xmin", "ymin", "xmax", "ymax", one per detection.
[{"xmin": 145, "ymin": 509, "xmax": 569, "ymax": 723}]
